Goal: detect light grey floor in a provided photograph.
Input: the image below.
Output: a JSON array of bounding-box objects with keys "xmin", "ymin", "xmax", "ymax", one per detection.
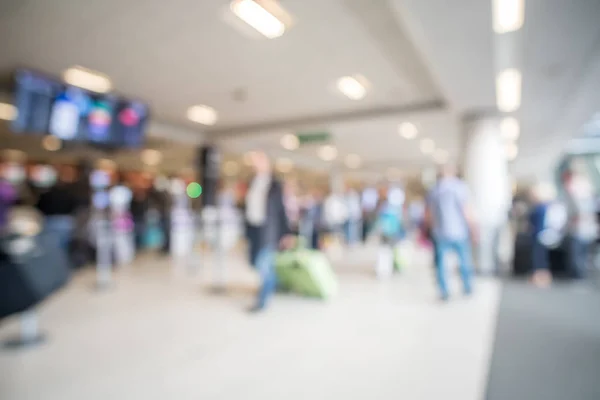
[{"xmin": 0, "ymin": 246, "xmax": 501, "ymax": 400}]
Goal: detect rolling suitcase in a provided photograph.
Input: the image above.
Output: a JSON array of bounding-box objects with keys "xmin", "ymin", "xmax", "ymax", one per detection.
[
  {"xmin": 275, "ymin": 241, "xmax": 339, "ymax": 300},
  {"xmin": 0, "ymin": 234, "xmax": 70, "ymax": 320}
]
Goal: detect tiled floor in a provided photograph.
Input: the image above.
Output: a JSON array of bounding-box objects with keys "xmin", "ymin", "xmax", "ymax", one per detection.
[{"xmin": 0, "ymin": 245, "xmax": 501, "ymax": 400}]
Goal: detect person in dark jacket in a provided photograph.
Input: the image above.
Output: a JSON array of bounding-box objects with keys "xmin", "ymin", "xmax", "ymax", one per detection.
[
  {"xmin": 36, "ymin": 167, "xmax": 79, "ymax": 251},
  {"xmin": 245, "ymin": 151, "xmax": 292, "ymax": 313}
]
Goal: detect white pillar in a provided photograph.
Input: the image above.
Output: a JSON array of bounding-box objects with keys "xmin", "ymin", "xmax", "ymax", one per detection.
[{"xmin": 463, "ymin": 116, "xmax": 511, "ymax": 275}]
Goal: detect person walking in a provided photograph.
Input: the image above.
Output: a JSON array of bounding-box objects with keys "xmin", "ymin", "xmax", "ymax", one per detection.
[
  {"xmin": 562, "ymin": 167, "xmax": 597, "ymax": 279},
  {"xmin": 425, "ymin": 164, "xmax": 476, "ymax": 301},
  {"xmin": 245, "ymin": 151, "xmax": 292, "ymax": 313}
]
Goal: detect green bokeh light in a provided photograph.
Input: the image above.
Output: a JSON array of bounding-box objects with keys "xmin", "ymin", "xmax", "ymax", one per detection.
[{"xmin": 186, "ymin": 182, "xmax": 203, "ymax": 199}]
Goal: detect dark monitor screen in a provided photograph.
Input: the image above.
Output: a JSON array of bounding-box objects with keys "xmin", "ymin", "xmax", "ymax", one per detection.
[{"xmin": 11, "ymin": 69, "xmax": 148, "ymax": 148}]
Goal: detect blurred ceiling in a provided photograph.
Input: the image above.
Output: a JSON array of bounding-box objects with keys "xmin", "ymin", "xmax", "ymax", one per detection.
[{"xmin": 1, "ymin": 0, "xmax": 600, "ymax": 181}]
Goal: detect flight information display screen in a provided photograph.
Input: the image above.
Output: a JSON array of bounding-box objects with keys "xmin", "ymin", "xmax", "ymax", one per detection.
[{"xmin": 11, "ymin": 69, "xmax": 149, "ymax": 148}]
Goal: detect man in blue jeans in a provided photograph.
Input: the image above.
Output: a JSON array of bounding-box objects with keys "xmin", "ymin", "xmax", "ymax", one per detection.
[
  {"xmin": 425, "ymin": 165, "xmax": 476, "ymax": 301},
  {"xmin": 245, "ymin": 151, "xmax": 293, "ymax": 313}
]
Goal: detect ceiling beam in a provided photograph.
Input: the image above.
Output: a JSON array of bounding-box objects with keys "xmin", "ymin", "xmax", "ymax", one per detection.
[{"xmin": 206, "ymin": 99, "xmax": 446, "ymax": 139}]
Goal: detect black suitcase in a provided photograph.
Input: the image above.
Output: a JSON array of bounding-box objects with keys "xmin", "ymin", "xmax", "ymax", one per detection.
[
  {"xmin": 512, "ymin": 233, "xmax": 533, "ymax": 276},
  {"xmin": 512, "ymin": 233, "xmax": 569, "ymax": 277},
  {"xmin": 0, "ymin": 234, "xmax": 71, "ymax": 320}
]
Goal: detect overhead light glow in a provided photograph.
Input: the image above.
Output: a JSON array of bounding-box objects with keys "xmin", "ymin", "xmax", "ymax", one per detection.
[
  {"xmin": 337, "ymin": 75, "xmax": 368, "ymax": 100},
  {"xmin": 224, "ymin": 160, "xmax": 240, "ymax": 176},
  {"xmin": 276, "ymin": 157, "xmax": 294, "ymax": 173},
  {"xmin": 433, "ymin": 149, "xmax": 449, "ymax": 164},
  {"xmin": 0, "ymin": 103, "xmax": 17, "ymax": 121},
  {"xmin": 500, "ymin": 117, "xmax": 520, "ymax": 141},
  {"xmin": 318, "ymin": 145, "xmax": 338, "ymax": 161},
  {"xmin": 141, "ymin": 149, "xmax": 163, "ymax": 166},
  {"xmin": 420, "ymin": 138, "xmax": 435, "ymax": 154},
  {"xmin": 496, "ymin": 68, "xmax": 522, "ymax": 112},
  {"xmin": 280, "ymin": 133, "xmax": 299, "ymax": 150},
  {"xmin": 230, "ymin": 0, "xmax": 286, "ymax": 39},
  {"xmin": 492, "ymin": 0, "xmax": 525, "ymax": 34},
  {"xmin": 63, "ymin": 66, "xmax": 111, "ymax": 93},
  {"xmin": 506, "ymin": 142, "xmax": 519, "ymax": 160},
  {"xmin": 345, "ymin": 153, "xmax": 361, "ymax": 169},
  {"xmin": 187, "ymin": 105, "xmax": 218, "ymax": 126},
  {"xmin": 398, "ymin": 122, "xmax": 418, "ymax": 139},
  {"xmin": 42, "ymin": 136, "xmax": 62, "ymax": 152}
]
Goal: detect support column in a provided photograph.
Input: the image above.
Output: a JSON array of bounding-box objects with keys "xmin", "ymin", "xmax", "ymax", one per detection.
[{"xmin": 462, "ymin": 116, "xmax": 511, "ymax": 275}]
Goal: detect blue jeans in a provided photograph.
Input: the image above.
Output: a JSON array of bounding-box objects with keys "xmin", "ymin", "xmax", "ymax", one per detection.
[
  {"xmin": 531, "ymin": 236, "xmax": 549, "ymax": 272},
  {"xmin": 568, "ymin": 236, "xmax": 590, "ymax": 279},
  {"xmin": 42, "ymin": 216, "xmax": 74, "ymax": 251},
  {"xmin": 255, "ymin": 247, "xmax": 277, "ymax": 309},
  {"xmin": 434, "ymin": 238, "xmax": 473, "ymax": 298}
]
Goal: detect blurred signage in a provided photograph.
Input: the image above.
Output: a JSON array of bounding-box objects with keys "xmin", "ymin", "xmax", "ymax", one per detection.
[{"xmin": 296, "ymin": 131, "xmax": 331, "ymax": 145}]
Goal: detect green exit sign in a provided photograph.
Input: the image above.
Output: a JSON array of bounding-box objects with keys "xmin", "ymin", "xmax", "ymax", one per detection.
[{"xmin": 296, "ymin": 131, "xmax": 331, "ymax": 145}]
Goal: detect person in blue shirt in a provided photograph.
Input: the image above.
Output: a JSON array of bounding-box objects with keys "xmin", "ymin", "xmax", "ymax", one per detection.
[
  {"xmin": 425, "ymin": 165, "xmax": 475, "ymax": 301},
  {"xmin": 527, "ymin": 182, "xmax": 558, "ymax": 287}
]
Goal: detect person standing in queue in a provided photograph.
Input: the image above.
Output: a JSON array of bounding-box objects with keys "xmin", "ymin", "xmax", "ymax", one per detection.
[
  {"xmin": 425, "ymin": 164, "xmax": 476, "ymax": 301},
  {"xmin": 245, "ymin": 151, "xmax": 293, "ymax": 313}
]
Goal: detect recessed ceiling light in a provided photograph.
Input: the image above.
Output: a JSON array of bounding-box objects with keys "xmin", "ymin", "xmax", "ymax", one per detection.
[
  {"xmin": 345, "ymin": 153, "xmax": 361, "ymax": 169},
  {"xmin": 42, "ymin": 136, "xmax": 62, "ymax": 152},
  {"xmin": 500, "ymin": 117, "xmax": 520, "ymax": 141},
  {"xmin": 496, "ymin": 68, "xmax": 522, "ymax": 112},
  {"xmin": 224, "ymin": 160, "xmax": 240, "ymax": 176},
  {"xmin": 399, "ymin": 122, "xmax": 418, "ymax": 139},
  {"xmin": 318, "ymin": 145, "xmax": 338, "ymax": 161},
  {"xmin": 492, "ymin": 0, "xmax": 525, "ymax": 34},
  {"xmin": 280, "ymin": 133, "xmax": 299, "ymax": 150},
  {"xmin": 230, "ymin": 0, "xmax": 286, "ymax": 39},
  {"xmin": 141, "ymin": 149, "xmax": 163, "ymax": 166},
  {"xmin": 64, "ymin": 66, "xmax": 111, "ymax": 93},
  {"xmin": 433, "ymin": 149, "xmax": 448, "ymax": 164},
  {"xmin": 420, "ymin": 138, "xmax": 435, "ymax": 154},
  {"xmin": 276, "ymin": 157, "xmax": 294, "ymax": 173},
  {"xmin": 506, "ymin": 142, "xmax": 519, "ymax": 160},
  {"xmin": 337, "ymin": 75, "xmax": 368, "ymax": 100},
  {"xmin": 0, "ymin": 103, "xmax": 17, "ymax": 121},
  {"xmin": 187, "ymin": 105, "xmax": 218, "ymax": 126}
]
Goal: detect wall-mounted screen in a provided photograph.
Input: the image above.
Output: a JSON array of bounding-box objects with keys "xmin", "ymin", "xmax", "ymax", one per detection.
[{"xmin": 11, "ymin": 69, "xmax": 148, "ymax": 148}]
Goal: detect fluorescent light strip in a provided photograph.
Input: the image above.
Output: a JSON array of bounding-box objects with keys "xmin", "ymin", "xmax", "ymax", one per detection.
[
  {"xmin": 492, "ymin": 0, "xmax": 525, "ymax": 34},
  {"xmin": 500, "ymin": 117, "xmax": 520, "ymax": 141},
  {"xmin": 399, "ymin": 122, "xmax": 418, "ymax": 139},
  {"xmin": 231, "ymin": 0, "xmax": 285, "ymax": 39},
  {"xmin": 187, "ymin": 105, "xmax": 218, "ymax": 126},
  {"xmin": 337, "ymin": 76, "xmax": 367, "ymax": 100},
  {"xmin": 64, "ymin": 66, "xmax": 111, "ymax": 93},
  {"xmin": 496, "ymin": 68, "xmax": 522, "ymax": 112}
]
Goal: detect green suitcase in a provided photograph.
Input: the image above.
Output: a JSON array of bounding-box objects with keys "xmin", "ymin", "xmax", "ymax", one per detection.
[{"xmin": 275, "ymin": 242, "xmax": 339, "ymax": 300}]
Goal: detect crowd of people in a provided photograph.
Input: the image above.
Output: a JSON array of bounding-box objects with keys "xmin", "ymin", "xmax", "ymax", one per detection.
[{"xmin": 1, "ymin": 153, "xmax": 598, "ymax": 315}]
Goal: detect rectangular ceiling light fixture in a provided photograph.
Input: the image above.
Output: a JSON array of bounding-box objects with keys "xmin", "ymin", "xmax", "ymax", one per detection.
[
  {"xmin": 492, "ymin": 0, "xmax": 525, "ymax": 34},
  {"xmin": 496, "ymin": 68, "xmax": 521, "ymax": 112},
  {"xmin": 64, "ymin": 66, "xmax": 112, "ymax": 93},
  {"xmin": 230, "ymin": 0, "xmax": 288, "ymax": 39},
  {"xmin": 337, "ymin": 76, "xmax": 368, "ymax": 100}
]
